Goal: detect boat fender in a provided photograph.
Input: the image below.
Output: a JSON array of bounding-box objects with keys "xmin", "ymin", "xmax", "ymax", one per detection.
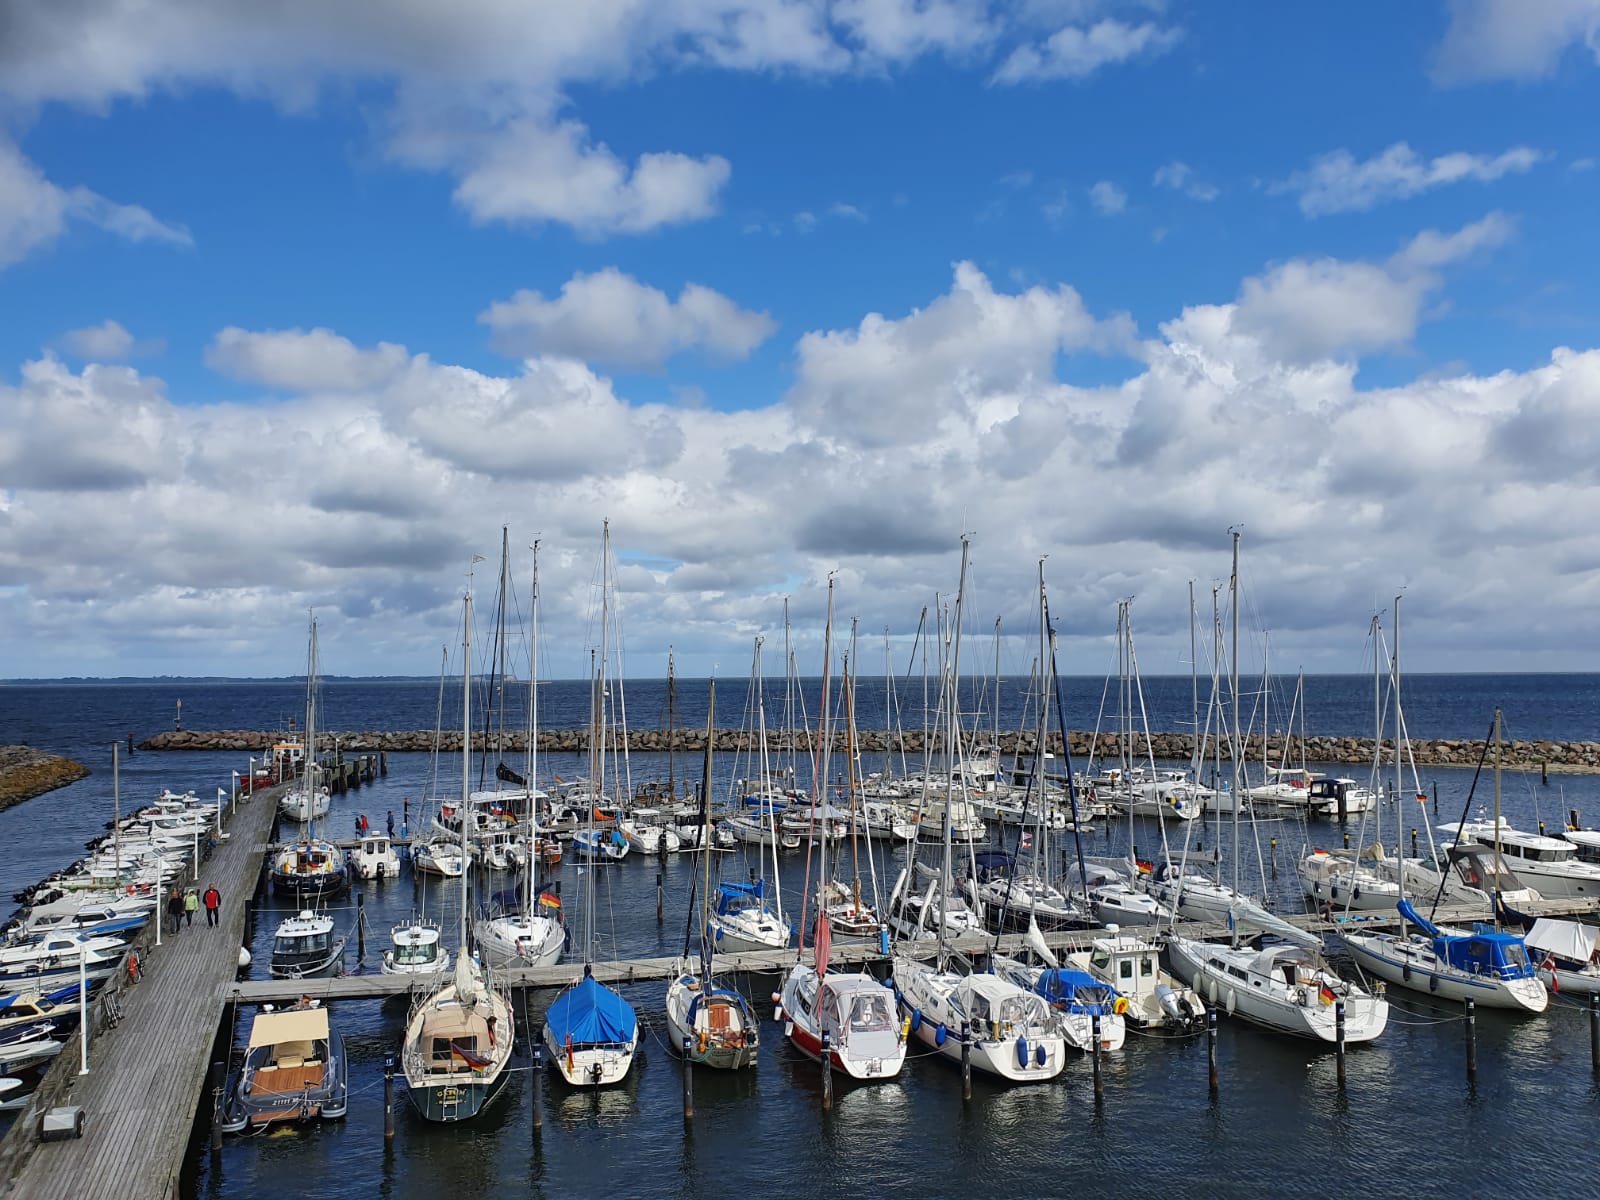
[
  {"xmin": 774, "ymin": 1003, "xmax": 784, "ymax": 1021},
  {"xmin": 899, "ymin": 1016, "xmax": 911, "ymax": 1041},
  {"xmin": 698, "ymin": 1031, "xmax": 708, "ymax": 1054},
  {"xmin": 1352, "ymin": 886, "xmax": 1361, "ymax": 902},
  {"xmin": 1402, "ymin": 962, "xmax": 1411, "ymax": 983},
  {"xmin": 934, "ymin": 1024, "xmax": 947, "ymax": 1047},
  {"xmin": 1208, "ymin": 979, "xmax": 1218, "ymax": 1006},
  {"xmin": 1226, "ymin": 989, "xmax": 1236, "ymax": 1016},
  {"xmin": 1016, "ymin": 1035, "xmax": 1029, "ymax": 1069},
  {"xmin": 1429, "ymin": 973, "xmax": 1438, "ymax": 993},
  {"xmin": 910, "ymin": 1008, "xmax": 922, "ymax": 1034},
  {"xmin": 714, "ymin": 926, "xmax": 723, "ymax": 942},
  {"xmin": 1035, "ymin": 1044, "xmax": 1047, "ymax": 1068},
  {"xmin": 770, "ymin": 990, "xmax": 781, "ymax": 1005},
  {"xmin": 784, "ymin": 1020, "xmax": 794, "ymax": 1038},
  {"xmin": 991, "ymin": 1018, "xmax": 1001, "ymax": 1043}
]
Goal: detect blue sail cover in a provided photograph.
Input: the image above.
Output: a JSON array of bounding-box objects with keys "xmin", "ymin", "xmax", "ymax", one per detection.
[
  {"xmin": 545, "ymin": 973, "xmax": 637, "ymax": 1045},
  {"xmin": 714, "ymin": 879, "xmax": 765, "ymax": 915},
  {"xmin": 1031, "ymin": 968, "xmax": 1120, "ymax": 1016}
]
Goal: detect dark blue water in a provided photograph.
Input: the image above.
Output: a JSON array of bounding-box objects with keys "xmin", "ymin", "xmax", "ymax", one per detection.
[{"xmin": 4, "ymin": 679, "xmax": 1600, "ymax": 1199}]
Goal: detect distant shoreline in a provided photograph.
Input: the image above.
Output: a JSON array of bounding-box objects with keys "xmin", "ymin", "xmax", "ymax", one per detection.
[{"xmin": 6, "ymin": 671, "xmax": 1597, "ymax": 685}]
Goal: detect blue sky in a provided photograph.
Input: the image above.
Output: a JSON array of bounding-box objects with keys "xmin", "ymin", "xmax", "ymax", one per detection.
[{"xmin": 3, "ymin": 2, "xmax": 1600, "ymax": 679}]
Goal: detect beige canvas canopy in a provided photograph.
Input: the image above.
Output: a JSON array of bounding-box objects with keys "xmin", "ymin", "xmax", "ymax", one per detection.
[{"xmin": 248, "ymin": 1006, "xmax": 330, "ymax": 1048}]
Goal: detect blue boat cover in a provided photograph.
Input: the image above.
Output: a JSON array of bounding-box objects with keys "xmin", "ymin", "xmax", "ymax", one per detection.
[
  {"xmin": 715, "ymin": 880, "xmax": 765, "ymax": 912},
  {"xmin": 1031, "ymin": 968, "xmax": 1120, "ymax": 1016},
  {"xmin": 545, "ymin": 972, "xmax": 637, "ymax": 1045}
]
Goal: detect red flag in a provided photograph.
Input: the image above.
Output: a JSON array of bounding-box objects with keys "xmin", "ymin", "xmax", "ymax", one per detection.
[
  {"xmin": 1542, "ymin": 953, "xmax": 1559, "ymax": 993},
  {"xmin": 813, "ymin": 909, "xmax": 831, "ymax": 978},
  {"xmin": 450, "ymin": 1039, "xmax": 491, "ymax": 1071},
  {"xmin": 1318, "ymin": 981, "xmax": 1335, "ymax": 1006}
]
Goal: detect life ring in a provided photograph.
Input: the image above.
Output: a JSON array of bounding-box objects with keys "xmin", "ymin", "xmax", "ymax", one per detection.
[{"xmin": 1112, "ymin": 996, "xmax": 1129, "ymax": 1015}]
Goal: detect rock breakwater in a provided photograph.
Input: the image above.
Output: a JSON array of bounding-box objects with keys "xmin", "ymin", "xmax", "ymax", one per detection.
[
  {"xmin": 0, "ymin": 746, "xmax": 91, "ymax": 811},
  {"xmin": 139, "ymin": 729, "xmax": 1600, "ymax": 773}
]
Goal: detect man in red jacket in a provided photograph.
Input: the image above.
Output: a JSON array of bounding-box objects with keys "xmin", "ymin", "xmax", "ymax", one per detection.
[{"xmin": 203, "ymin": 883, "xmax": 221, "ymax": 927}]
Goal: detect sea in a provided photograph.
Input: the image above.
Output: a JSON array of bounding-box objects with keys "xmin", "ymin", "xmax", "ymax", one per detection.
[{"xmin": 2, "ymin": 673, "xmax": 1599, "ymax": 1200}]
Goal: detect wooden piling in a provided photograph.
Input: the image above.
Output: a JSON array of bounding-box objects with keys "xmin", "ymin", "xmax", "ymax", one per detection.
[
  {"xmin": 960, "ymin": 1022, "xmax": 972, "ymax": 1102},
  {"xmin": 1590, "ymin": 992, "xmax": 1599, "ymax": 1074},
  {"xmin": 356, "ymin": 892, "xmax": 366, "ymax": 960},
  {"xmin": 1334, "ymin": 1000, "xmax": 1346, "ymax": 1090},
  {"xmin": 682, "ymin": 1035, "xmax": 694, "ymax": 1122},
  {"xmin": 820, "ymin": 1032, "xmax": 833, "ymax": 1110},
  {"xmin": 531, "ymin": 1041, "xmax": 543, "ymax": 1133},
  {"xmin": 1091, "ymin": 1012, "xmax": 1103, "ymax": 1102},
  {"xmin": 209, "ymin": 1059, "xmax": 224, "ymax": 1152},
  {"xmin": 383, "ymin": 1054, "xmax": 395, "ymax": 1140},
  {"xmin": 1464, "ymin": 999, "xmax": 1476, "ymax": 1082},
  {"xmin": 1207, "ymin": 1006, "xmax": 1218, "ymax": 1095}
]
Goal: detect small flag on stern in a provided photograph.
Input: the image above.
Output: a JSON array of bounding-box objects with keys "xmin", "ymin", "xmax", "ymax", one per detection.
[{"xmin": 1318, "ymin": 981, "xmax": 1336, "ymax": 1006}]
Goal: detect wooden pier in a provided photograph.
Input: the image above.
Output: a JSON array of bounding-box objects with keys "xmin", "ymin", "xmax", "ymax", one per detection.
[{"xmin": 0, "ymin": 784, "xmax": 284, "ymax": 1200}]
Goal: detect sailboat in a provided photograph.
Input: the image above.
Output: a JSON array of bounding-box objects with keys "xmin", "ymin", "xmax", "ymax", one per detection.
[
  {"xmin": 400, "ymin": 589, "xmax": 516, "ymax": 1121},
  {"xmin": 474, "ymin": 539, "xmax": 564, "ymax": 971},
  {"xmin": 780, "ymin": 573, "xmax": 907, "ymax": 1082},
  {"xmin": 893, "ymin": 541, "xmax": 1066, "ymax": 1084},
  {"xmin": 543, "ymin": 521, "xmax": 640, "ymax": 1087},
  {"xmin": 1165, "ymin": 532, "xmax": 1389, "ymax": 1043},
  {"xmin": 708, "ymin": 637, "xmax": 792, "ymax": 954},
  {"xmin": 1335, "ymin": 708, "xmax": 1548, "ymax": 1013},
  {"xmin": 665, "ymin": 677, "xmax": 761, "ymax": 1069},
  {"xmin": 269, "ymin": 619, "xmax": 348, "ymax": 899}
]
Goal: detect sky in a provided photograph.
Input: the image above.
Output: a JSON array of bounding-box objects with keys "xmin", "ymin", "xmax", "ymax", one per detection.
[{"xmin": 3, "ymin": 1, "xmax": 1600, "ymax": 682}]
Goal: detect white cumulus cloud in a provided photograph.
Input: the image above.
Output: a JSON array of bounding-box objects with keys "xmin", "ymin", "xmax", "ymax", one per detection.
[
  {"xmin": 1433, "ymin": 0, "xmax": 1600, "ymax": 83},
  {"xmin": 205, "ymin": 327, "xmax": 412, "ymax": 392},
  {"xmin": 479, "ymin": 269, "xmax": 777, "ymax": 369},
  {"xmin": 993, "ymin": 18, "xmax": 1181, "ymax": 83},
  {"xmin": 1088, "ymin": 180, "xmax": 1127, "ymax": 214}
]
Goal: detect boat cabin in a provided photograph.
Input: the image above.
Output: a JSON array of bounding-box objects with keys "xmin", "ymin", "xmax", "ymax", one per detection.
[
  {"xmin": 417, "ymin": 997, "xmax": 498, "ymax": 1077},
  {"xmin": 269, "ymin": 911, "xmax": 344, "ymax": 979}
]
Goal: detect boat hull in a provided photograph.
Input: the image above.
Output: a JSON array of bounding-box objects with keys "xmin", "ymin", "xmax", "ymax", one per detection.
[{"xmin": 1336, "ymin": 932, "xmax": 1549, "ymax": 1012}]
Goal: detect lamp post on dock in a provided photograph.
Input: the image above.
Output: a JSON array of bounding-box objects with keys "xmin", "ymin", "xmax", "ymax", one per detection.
[{"xmin": 77, "ymin": 935, "xmax": 89, "ymax": 1075}]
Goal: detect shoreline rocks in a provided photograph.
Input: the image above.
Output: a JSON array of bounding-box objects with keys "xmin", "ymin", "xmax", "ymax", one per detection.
[
  {"xmin": 137, "ymin": 728, "xmax": 1600, "ymax": 774},
  {"xmin": 0, "ymin": 746, "xmax": 91, "ymax": 812}
]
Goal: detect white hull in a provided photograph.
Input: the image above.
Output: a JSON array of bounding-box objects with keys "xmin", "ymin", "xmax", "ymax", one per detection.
[
  {"xmin": 1336, "ymin": 931, "xmax": 1548, "ymax": 1012},
  {"xmin": 543, "ymin": 1025, "xmax": 638, "ymax": 1087},
  {"xmin": 1166, "ymin": 937, "xmax": 1389, "ymax": 1042}
]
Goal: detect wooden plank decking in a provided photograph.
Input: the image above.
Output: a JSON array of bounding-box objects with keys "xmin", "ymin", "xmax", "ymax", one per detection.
[{"xmin": 0, "ymin": 784, "xmax": 283, "ymax": 1200}]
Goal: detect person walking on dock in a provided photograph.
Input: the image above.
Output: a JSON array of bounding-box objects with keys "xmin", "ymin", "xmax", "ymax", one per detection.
[
  {"xmin": 184, "ymin": 886, "xmax": 199, "ymax": 927},
  {"xmin": 387, "ymin": 810, "xmax": 395, "ymax": 838},
  {"xmin": 166, "ymin": 885, "xmax": 183, "ymax": 935},
  {"xmin": 203, "ymin": 883, "xmax": 221, "ymax": 927}
]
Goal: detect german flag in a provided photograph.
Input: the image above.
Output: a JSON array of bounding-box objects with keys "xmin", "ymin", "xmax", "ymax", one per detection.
[
  {"xmin": 450, "ymin": 1040, "xmax": 491, "ymax": 1071},
  {"xmin": 1318, "ymin": 981, "xmax": 1336, "ymax": 1006}
]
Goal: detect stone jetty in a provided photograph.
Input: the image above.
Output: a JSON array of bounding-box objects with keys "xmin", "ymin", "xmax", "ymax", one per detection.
[
  {"xmin": 138, "ymin": 728, "xmax": 1600, "ymax": 773},
  {"xmin": 0, "ymin": 745, "xmax": 91, "ymax": 812}
]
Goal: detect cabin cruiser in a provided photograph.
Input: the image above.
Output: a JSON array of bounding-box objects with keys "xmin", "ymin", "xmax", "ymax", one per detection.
[
  {"xmin": 219, "ymin": 1000, "xmax": 348, "ymax": 1132},
  {"xmin": 412, "ymin": 839, "xmax": 465, "ymax": 878},
  {"xmin": 349, "ymin": 834, "xmax": 401, "ymax": 881},
  {"xmin": 382, "ymin": 919, "xmax": 452, "ymax": 976},
  {"xmin": 1306, "ymin": 778, "xmax": 1376, "ymax": 818},
  {"xmin": 1448, "ymin": 818, "xmax": 1600, "ymax": 900},
  {"xmin": 1167, "ymin": 937, "xmax": 1390, "ymax": 1041},
  {"xmin": 268, "ymin": 910, "xmax": 347, "ymax": 980},
  {"xmin": 1066, "ymin": 931, "xmax": 1202, "ymax": 1030},
  {"xmin": 620, "ymin": 809, "xmax": 682, "ymax": 855}
]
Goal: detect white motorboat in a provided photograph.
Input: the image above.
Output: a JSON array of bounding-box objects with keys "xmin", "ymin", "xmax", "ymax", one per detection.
[
  {"xmin": 1298, "ymin": 846, "xmax": 1401, "ymax": 911},
  {"xmin": 620, "ymin": 809, "xmax": 682, "ymax": 855},
  {"xmin": 1449, "ymin": 818, "xmax": 1600, "ymax": 900},
  {"xmin": 381, "ymin": 919, "xmax": 452, "ymax": 976},
  {"xmin": 572, "ymin": 828, "xmax": 629, "ymax": 861},
  {"xmin": 1523, "ymin": 918, "xmax": 1600, "ymax": 995},
  {"xmin": 1306, "ymin": 777, "xmax": 1376, "ymax": 818},
  {"xmin": 349, "ymin": 834, "xmax": 400, "ymax": 880},
  {"xmin": 268, "ymin": 910, "xmax": 346, "ymax": 980},
  {"xmin": 1065, "ymin": 931, "xmax": 1203, "ymax": 1030}
]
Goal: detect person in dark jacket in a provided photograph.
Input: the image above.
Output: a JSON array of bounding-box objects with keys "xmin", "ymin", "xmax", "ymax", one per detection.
[{"xmin": 166, "ymin": 885, "xmax": 184, "ymax": 934}]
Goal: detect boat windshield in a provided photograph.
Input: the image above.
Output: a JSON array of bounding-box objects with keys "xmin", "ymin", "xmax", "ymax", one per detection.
[
  {"xmin": 848, "ymin": 993, "xmax": 894, "ymax": 1033},
  {"xmin": 394, "ymin": 942, "xmax": 437, "ymax": 965},
  {"xmin": 276, "ymin": 931, "xmax": 331, "ymax": 954}
]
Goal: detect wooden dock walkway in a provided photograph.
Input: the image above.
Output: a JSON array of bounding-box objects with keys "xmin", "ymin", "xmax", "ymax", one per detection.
[
  {"xmin": 0, "ymin": 784, "xmax": 283, "ymax": 1200},
  {"xmin": 229, "ymin": 895, "xmax": 1600, "ymax": 1005}
]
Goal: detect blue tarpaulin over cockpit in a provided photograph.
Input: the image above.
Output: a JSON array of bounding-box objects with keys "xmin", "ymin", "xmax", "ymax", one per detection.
[{"xmin": 545, "ymin": 972, "xmax": 637, "ymax": 1046}]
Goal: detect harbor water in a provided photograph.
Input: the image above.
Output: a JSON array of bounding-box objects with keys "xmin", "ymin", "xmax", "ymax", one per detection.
[{"xmin": 3, "ymin": 675, "xmax": 1600, "ymax": 1199}]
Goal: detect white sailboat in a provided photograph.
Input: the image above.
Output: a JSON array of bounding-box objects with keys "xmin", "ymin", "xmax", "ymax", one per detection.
[
  {"xmin": 893, "ymin": 542, "xmax": 1066, "ymax": 1084},
  {"xmin": 780, "ymin": 573, "xmax": 906, "ymax": 1082},
  {"xmin": 665, "ymin": 676, "xmax": 761, "ymax": 1069},
  {"xmin": 475, "ymin": 540, "xmax": 564, "ymax": 971},
  {"xmin": 1165, "ymin": 531, "xmax": 1389, "ymax": 1043},
  {"xmin": 542, "ymin": 521, "xmax": 639, "ymax": 1087},
  {"xmin": 400, "ymin": 589, "xmax": 515, "ymax": 1122}
]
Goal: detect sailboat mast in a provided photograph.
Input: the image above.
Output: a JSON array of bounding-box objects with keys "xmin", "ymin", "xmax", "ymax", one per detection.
[
  {"xmin": 698, "ymin": 677, "xmax": 716, "ymax": 978},
  {"xmin": 666, "ymin": 647, "xmax": 677, "ymax": 805},
  {"xmin": 1493, "ymin": 706, "xmax": 1504, "ymax": 927},
  {"xmin": 941, "ymin": 537, "xmax": 971, "ymax": 964},
  {"xmin": 527, "ymin": 540, "xmax": 540, "ymax": 917},
  {"xmin": 1392, "ymin": 596, "xmax": 1404, "ymax": 850},
  {"xmin": 1189, "ymin": 581, "xmax": 1198, "ymax": 771},
  {"xmin": 460, "ymin": 593, "xmax": 472, "ymax": 954},
  {"xmin": 1229, "ymin": 530, "xmax": 1241, "ymax": 905}
]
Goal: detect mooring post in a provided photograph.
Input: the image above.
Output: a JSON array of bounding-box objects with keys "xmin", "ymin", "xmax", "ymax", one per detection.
[
  {"xmin": 682, "ymin": 1035, "xmax": 695, "ymax": 1122},
  {"xmin": 1411, "ymin": 829, "xmax": 1418, "ymax": 858},
  {"xmin": 1269, "ymin": 837, "xmax": 1277, "ymax": 879},
  {"xmin": 383, "ymin": 1054, "xmax": 395, "ymax": 1140},
  {"xmin": 1432, "ymin": 782, "xmax": 1438, "ymax": 816},
  {"xmin": 960, "ymin": 1021, "xmax": 972, "ymax": 1102},
  {"xmin": 532, "ymin": 1040, "xmax": 544, "ymax": 1134},
  {"xmin": 1464, "ymin": 999, "xmax": 1477, "ymax": 1082},
  {"xmin": 1091, "ymin": 1012, "xmax": 1104, "ymax": 1103},
  {"xmin": 1539, "ymin": 820, "xmax": 1546, "ymax": 837},
  {"xmin": 1207, "ymin": 1005, "xmax": 1218, "ymax": 1096},
  {"xmin": 1589, "ymin": 992, "xmax": 1599, "ymax": 1074},
  {"xmin": 1335, "ymin": 999, "xmax": 1346, "ymax": 1090},
  {"xmin": 1342, "ymin": 830, "xmax": 1349, "ymax": 850},
  {"xmin": 356, "ymin": 892, "xmax": 366, "ymax": 960},
  {"xmin": 657, "ymin": 872, "xmax": 664, "ymax": 923},
  {"xmin": 1542, "ymin": 760, "xmax": 1548, "ymax": 787},
  {"xmin": 820, "ymin": 1032, "xmax": 833, "ymax": 1111},
  {"xmin": 210, "ymin": 1059, "xmax": 225, "ymax": 1151}
]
